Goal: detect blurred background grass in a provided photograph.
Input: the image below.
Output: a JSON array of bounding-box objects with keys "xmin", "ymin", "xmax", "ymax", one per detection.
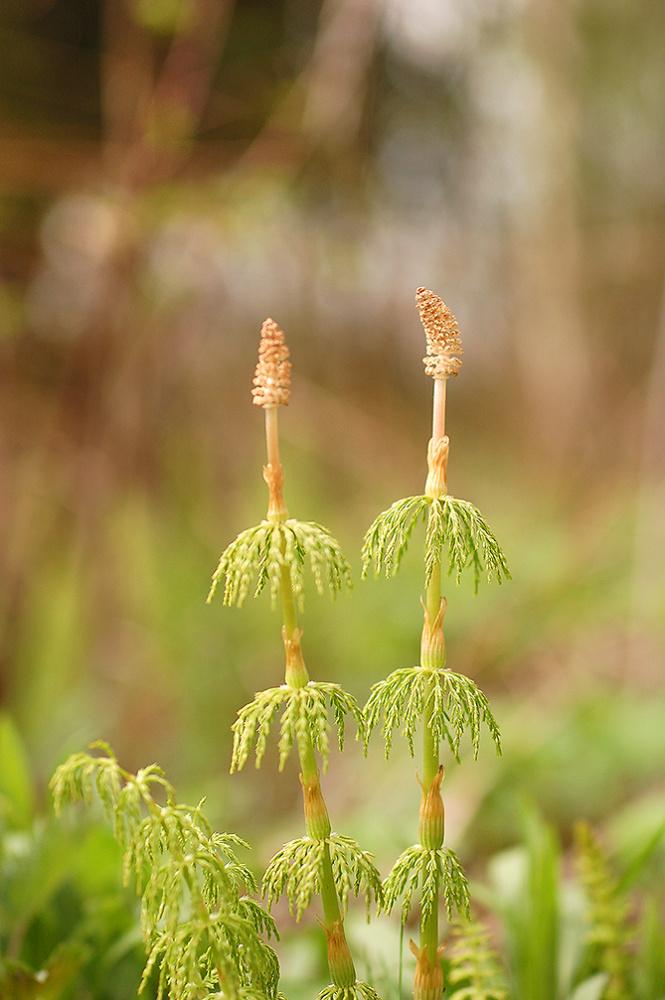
[{"xmin": 1, "ymin": 0, "xmax": 664, "ymax": 982}]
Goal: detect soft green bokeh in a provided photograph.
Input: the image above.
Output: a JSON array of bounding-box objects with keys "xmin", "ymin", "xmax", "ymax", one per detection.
[{"xmin": 1, "ymin": 0, "xmax": 664, "ymax": 994}]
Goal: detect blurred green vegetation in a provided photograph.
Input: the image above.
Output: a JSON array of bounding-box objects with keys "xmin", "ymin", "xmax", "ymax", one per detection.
[{"xmin": 1, "ymin": 0, "xmax": 665, "ymax": 995}]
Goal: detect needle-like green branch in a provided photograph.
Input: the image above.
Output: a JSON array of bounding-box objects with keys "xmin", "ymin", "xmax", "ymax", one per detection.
[{"xmin": 319, "ymin": 984, "xmax": 382, "ymax": 1000}]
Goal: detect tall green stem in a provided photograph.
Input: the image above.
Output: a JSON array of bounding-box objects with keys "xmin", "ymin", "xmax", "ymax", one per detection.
[
  {"xmin": 421, "ymin": 560, "xmax": 442, "ymax": 974},
  {"xmin": 265, "ymin": 403, "xmax": 356, "ymax": 989},
  {"xmin": 280, "ymin": 564, "xmax": 299, "ymax": 638},
  {"xmin": 423, "ymin": 561, "xmax": 442, "ymax": 788},
  {"xmin": 418, "ymin": 372, "xmax": 448, "ymax": 992},
  {"xmin": 278, "ymin": 565, "xmax": 356, "ymax": 987}
]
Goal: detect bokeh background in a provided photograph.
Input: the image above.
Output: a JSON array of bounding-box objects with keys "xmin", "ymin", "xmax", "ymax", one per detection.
[{"xmin": 1, "ymin": 0, "xmax": 665, "ymax": 990}]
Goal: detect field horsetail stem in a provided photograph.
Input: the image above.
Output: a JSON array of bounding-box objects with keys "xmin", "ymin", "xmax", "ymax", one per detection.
[
  {"xmin": 419, "ymin": 289, "xmax": 461, "ymax": 995},
  {"xmin": 252, "ymin": 318, "xmax": 291, "ymax": 522},
  {"xmin": 362, "ymin": 288, "xmax": 509, "ymax": 1000},
  {"xmin": 417, "ymin": 285, "xmax": 463, "ymax": 497},
  {"xmin": 209, "ymin": 318, "xmax": 382, "ymax": 1000}
]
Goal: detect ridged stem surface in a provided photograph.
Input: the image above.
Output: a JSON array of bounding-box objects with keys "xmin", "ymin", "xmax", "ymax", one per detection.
[
  {"xmin": 416, "ymin": 371, "xmax": 448, "ymax": 999},
  {"xmin": 420, "ymin": 560, "xmax": 443, "ymax": 983},
  {"xmin": 268, "ymin": 406, "xmax": 356, "ymax": 988}
]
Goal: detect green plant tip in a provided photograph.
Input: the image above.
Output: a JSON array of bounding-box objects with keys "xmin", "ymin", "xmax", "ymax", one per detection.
[{"xmin": 447, "ymin": 913, "xmax": 508, "ymax": 1000}]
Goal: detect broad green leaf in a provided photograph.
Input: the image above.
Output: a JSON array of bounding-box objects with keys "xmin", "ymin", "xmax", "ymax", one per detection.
[
  {"xmin": 566, "ymin": 972, "xmax": 608, "ymax": 1000},
  {"xmin": 0, "ymin": 714, "xmax": 35, "ymax": 829}
]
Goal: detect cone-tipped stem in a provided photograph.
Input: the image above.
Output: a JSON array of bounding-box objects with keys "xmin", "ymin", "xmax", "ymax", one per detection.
[
  {"xmin": 417, "ymin": 287, "xmax": 462, "ymax": 500},
  {"xmin": 254, "ymin": 319, "xmax": 290, "ymax": 520},
  {"xmin": 416, "ymin": 287, "xmax": 463, "ymax": 381},
  {"xmin": 359, "ymin": 288, "xmax": 504, "ymax": 1000},
  {"xmin": 265, "ymin": 396, "xmax": 357, "ymax": 991},
  {"xmin": 418, "ymin": 289, "xmax": 457, "ymax": 993},
  {"xmin": 252, "ymin": 318, "xmax": 291, "ymax": 408}
]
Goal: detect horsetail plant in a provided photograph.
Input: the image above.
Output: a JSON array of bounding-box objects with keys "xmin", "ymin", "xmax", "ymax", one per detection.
[
  {"xmin": 208, "ymin": 318, "xmax": 383, "ymax": 1000},
  {"xmin": 50, "ymin": 743, "xmax": 280, "ymax": 1000},
  {"xmin": 48, "ymin": 296, "xmax": 510, "ymax": 1000},
  {"xmin": 362, "ymin": 288, "xmax": 510, "ymax": 1000}
]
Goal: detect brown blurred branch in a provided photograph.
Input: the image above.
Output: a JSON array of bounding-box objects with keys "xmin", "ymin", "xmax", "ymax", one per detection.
[
  {"xmin": 237, "ymin": 0, "xmax": 380, "ymax": 173},
  {"xmin": 102, "ymin": 0, "xmax": 235, "ymax": 188},
  {"xmin": 301, "ymin": 0, "xmax": 379, "ymax": 152}
]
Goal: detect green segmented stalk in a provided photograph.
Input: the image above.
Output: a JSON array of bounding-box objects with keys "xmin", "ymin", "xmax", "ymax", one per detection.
[
  {"xmin": 271, "ymin": 423, "xmax": 356, "ymax": 987},
  {"xmin": 417, "ymin": 292, "xmax": 454, "ymax": 992},
  {"xmin": 220, "ymin": 318, "xmax": 381, "ymax": 1000},
  {"xmin": 420, "ymin": 561, "xmax": 443, "ymax": 976},
  {"xmin": 363, "ymin": 289, "xmax": 508, "ymax": 1000}
]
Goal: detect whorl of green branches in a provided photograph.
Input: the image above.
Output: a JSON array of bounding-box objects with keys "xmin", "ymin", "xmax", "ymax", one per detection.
[
  {"xmin": 232, "ymin": 682, "xmax": 364, "ymax": 773},
  {"xmin": 262, "ymin": 835, "xmax": 383, "ymax": 922},
  {"xmin": 362, "ymin": 495, "xmax": 510, "ymax": 593},
  {"xmin": 50, "ymin": 744, "xmax": 280, "ymax": 1000},
  {"xmin": 318, "ymin": 983, "xmax": 382, "ymax": 1000},
  {"xmin": 383, "ymin": 844, "xmax": 469, "ymax": 924},
  {"xmin": 364, "ymin": 666, "xmax": 501, "ymax": 761},
  {"xmin": 446, "ymin": 914, "xmax": 508, "ymax": 1000},
  {"xmin": 208, "ymin": 518, "xmax": 353, "ymax": 608}
]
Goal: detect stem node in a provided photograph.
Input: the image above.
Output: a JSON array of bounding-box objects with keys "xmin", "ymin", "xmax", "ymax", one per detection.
[
  {"xmin": 420, "ymin": 597, "xmax": 447, "ymax": 671},
  {"xmin": 263, "ymin": 462, "xmax": 288, "ymax": 520},
  {"xmin": 282, "ymin": 626, "xmax": 309, "ymax": 688},
  {"xmin": 417, "ymin": 765, "xmax": 445, "ymax": 850},
  {"xmin": 409, "ymin": 939, "xmax": 446, "ymax": 1000},
  {"xmin": 300, "ymin": 773, "xmax": 332, "ymax": 841},
  {"xmin": 425, "ymin": 435, "xmax": 450, "ymax": 499},
  {"xmin": 321, "ymin": 919, "xmax": 357, "ymax": 988}
]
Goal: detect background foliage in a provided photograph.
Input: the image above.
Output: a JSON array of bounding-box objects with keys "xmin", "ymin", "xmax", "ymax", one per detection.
[{"xmin": 1, "ymin": 0, "xmax": 664, "ymax": 996}]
